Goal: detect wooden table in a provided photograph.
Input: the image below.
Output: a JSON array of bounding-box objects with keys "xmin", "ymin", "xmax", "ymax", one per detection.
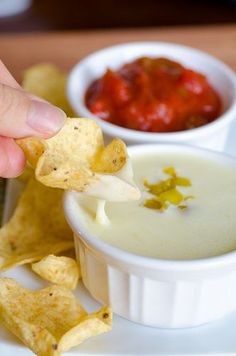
[
  {"xmin": 0, "ymin": 24, "xmax": 236, "ymax": 221},
  {"xmin": 0, "ymin": 24, "xmax": 236, "ymax": 82}
]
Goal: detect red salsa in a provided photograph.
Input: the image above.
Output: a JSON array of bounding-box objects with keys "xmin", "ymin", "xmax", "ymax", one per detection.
[{"xmin": 85, "ymin": 57, "xmax": 222, "ymax": 132}]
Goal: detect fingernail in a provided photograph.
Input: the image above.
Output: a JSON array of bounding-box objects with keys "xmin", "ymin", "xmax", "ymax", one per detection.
[{"xmin": 27, "ymin": 100, "xmax": 66, "ymax": 136}]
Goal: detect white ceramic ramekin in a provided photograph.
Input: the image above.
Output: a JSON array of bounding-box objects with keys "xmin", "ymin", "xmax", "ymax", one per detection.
[
  {"xmin": 64, "ymin": 144, "xmax": 236, "ymax": 329},
  {"xmin": 67, "ymin": 42, "xmax": 236, "ymax": 151}
]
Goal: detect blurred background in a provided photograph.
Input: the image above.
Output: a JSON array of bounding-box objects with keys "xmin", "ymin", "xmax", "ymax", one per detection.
[{"xmin": 0, "ymin": 0, "xmax": 235, "ymax": 32}]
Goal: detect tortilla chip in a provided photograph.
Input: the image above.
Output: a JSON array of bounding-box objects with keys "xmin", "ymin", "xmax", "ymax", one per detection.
[
  {"xmin": 22, "ymin": 63, "xmax": 75, "ymax": 116},
  {"xmin": 0, "ymin": 278, "xmax": 112, "ymax": 355},
  {"xmin": 32, "ymin": 255, "xmax": 80, "ymax": 290},
  {"xmin": 92, "ymin": 138, "xmax": 127, "ymax": 173},
  {"xmin": 35, "ymin": 118, "xmax": 104, "ymax": 191},
  {"xmin": 60, "ymin": 248, "xmax": 76, "ymax": 259},
  {"xmin": 17, "ymin": 165, "xmax": 34, "ymax": 182},
  {"xmin": 17, "ymin": 138, "xmax": 45, "ymax": 169},
  {"xmin": 0, "ymin": 178, "xmax": 73, "ymax": 271},
  {"xmin": 17, "ymin": 118, "xmax": 128, "ymax": 193}
]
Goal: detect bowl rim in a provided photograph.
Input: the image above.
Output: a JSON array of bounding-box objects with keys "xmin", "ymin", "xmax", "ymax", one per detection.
[
  {"xmin": 67, "ymin": 41, "xmax": 236, "ymax": 142},
  {"xmin": 63, "ymin": 143, "xmax": 236, "ymax": 272}
]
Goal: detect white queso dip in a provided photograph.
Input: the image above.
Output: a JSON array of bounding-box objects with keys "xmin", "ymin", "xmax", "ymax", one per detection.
[{"xmin": 75, "ymin": 150, "xmax": 236, "ymax": 260}]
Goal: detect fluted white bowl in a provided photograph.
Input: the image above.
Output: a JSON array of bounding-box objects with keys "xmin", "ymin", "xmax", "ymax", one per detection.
[{"xmin": 64, "ymin": 144, "xmax": 236, "ymax": 328}]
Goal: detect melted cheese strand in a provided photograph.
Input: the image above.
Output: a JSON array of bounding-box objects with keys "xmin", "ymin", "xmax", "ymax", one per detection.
[{"xmin": 95, "ymin": 200, "xmax": 110, "ymax": 226}]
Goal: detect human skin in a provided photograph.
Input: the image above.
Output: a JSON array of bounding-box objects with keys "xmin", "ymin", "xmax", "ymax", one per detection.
[{"xmin": 0, "ymin": 60, "xmax": 66, "ymax": 178}]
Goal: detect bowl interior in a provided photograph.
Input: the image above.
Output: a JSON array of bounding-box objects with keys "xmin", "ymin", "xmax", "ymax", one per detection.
[
  {"xmin": 68, "ymin": 42, "xmax": 236, "ymax": 125},
  {"xmin": 64, "ymin": 144, "xmax": 236, "ymax": 271}
]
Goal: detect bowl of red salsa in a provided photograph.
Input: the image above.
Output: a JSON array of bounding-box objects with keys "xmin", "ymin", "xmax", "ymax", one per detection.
[{"xmin": 67, "ymin": 42, "xmax": 236, "ymax": 150}]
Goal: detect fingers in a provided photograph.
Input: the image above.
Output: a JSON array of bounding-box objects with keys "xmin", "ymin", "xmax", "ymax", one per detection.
[
  {"xmin": 0, "ymin": 61, "xmax": 49, "ymax": 103},
  {"xmin": 0, "ymin": 61, "xmax": 66, "ymax": 178},
  {"xmin": 0, "ymin": 83, "xmax": 66, "ymax": 139},
  {"xmin": 0, "ymin": 60, "xmax": 21, "ymax": 89},
  {"xmin": 0, "ymin": 136, "xmax": 26, "ymax": 178}
]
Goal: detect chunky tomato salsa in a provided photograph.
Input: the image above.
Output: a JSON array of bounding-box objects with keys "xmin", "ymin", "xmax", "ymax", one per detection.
[{"xmin": 85, "ymin": 57, "xmax": 222, "ymax": 132}]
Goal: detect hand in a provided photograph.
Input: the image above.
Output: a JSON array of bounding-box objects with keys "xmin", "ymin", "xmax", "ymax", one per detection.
[{"xmin": 0, "ymin": 60, "xmax": 66, "ymax": 178}]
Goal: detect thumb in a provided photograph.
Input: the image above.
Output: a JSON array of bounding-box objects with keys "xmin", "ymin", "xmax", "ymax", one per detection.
[{"xmin": 0, "ymin": 83, "xmax": 66, "ymax": 139}]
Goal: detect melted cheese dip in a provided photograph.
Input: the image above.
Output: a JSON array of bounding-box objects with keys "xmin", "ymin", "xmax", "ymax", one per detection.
[{"xmin": 75, "ymin": 152, "xmax": 236, "ymax": 260}]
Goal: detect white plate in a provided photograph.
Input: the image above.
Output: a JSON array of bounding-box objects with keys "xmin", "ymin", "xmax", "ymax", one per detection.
[{"xmin": 1, "ymin": 120, "xmax": 236, "ymax": 356}]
